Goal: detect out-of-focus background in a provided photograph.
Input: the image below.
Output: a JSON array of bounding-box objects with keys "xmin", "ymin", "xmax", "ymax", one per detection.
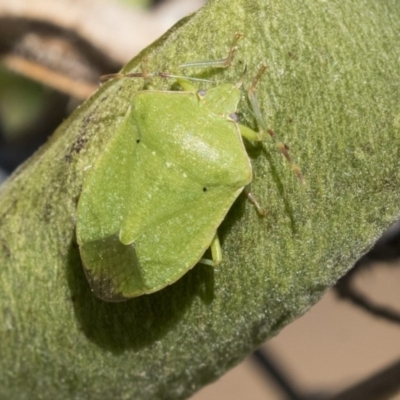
[
  {"xmin": 1, "ymin": 1, "xmax": 400, "ymax": 398},
  {"xmin": 192, "ymin": 264, "xmax": 400, "ymax": 399}
]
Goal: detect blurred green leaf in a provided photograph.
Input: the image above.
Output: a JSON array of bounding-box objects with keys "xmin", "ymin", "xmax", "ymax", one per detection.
[{"xmin": 0, "ymin": 67, "xmax": 47, "ymax": 139}]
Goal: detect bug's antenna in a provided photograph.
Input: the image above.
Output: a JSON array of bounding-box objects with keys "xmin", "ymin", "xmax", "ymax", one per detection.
[
  {"xmin": 100, "ymin": 56, "xmax": 215, "ymax": 84},
  {"xmin": 100, "ymin": 71, "xmax": 213, "ymax": 84},
  {"xmin": 235, "ymin": 64, "xmax": 248, "ymax": 89},
  {"xmin": 101, "ymin": 32, "xmax": 244, "ymax": 84},
  {"xmin": 248, "ymin": 64, "xmax": 305, "ymax": 184},
  {"xmin": 180, "ymin": 32, "xmax": 243, "ymax": 69}
]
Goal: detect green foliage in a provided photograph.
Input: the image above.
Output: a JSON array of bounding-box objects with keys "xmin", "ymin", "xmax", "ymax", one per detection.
[
  {"xmin": 1, "ymin": 0, "xmax": 400, "ymax": 398},
  {"xmin": 0, "ymin": 67, "xmax": 46, "ymax": 138}
]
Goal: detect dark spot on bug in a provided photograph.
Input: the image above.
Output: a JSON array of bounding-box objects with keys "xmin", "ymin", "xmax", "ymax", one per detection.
[
  {"xmin": 136, "ymin": 139, "xmax": 141, "ymax": 143},
  {"xmin": 203, "ymin": 187, "xmax": 207, "ymax": 192}
]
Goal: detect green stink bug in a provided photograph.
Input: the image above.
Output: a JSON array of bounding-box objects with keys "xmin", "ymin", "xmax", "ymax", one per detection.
[{"xmin": 76, "ymin": 35, "xmax": 302, "ymax": 301}]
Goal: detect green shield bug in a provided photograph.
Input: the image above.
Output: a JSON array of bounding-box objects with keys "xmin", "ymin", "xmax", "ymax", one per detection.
[{"xmin": 76, "ymin": 34, "xmax": 303, "ymax": 301}]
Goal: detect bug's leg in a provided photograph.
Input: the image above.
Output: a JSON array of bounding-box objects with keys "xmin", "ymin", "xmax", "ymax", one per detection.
[
  {"xmin": 199, "ymin": 233, "xmax": 222, "ymax": 267},
  {"xmin": 248, "ymin": 65, "xmax": 305, "ymax": 184},
  {"xmin": 177, "ymin": 33, "xmax": 243, "ymax": 91},
  {"xmin": 176, "ymin": 79, "xmax": 201, "ymax": 93},
  {"xmin": 210, "ymin": 233, "xmax": 223, "ymax": 265},
  {"xmin": 244, "ymin": 186, "xmax": 267, "ymax": 217},
  {"xmin": 237, "ymin": 122, "xmax": 264, "ymax": 142},
  {"xmin": 180, "ymin": 32, "xmax": 242, "ymax": 69}
]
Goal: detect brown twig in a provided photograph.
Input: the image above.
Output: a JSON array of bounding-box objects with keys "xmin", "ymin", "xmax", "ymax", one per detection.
[{"xmin": 0, "ymin": 0, "xmax": 205, "ymax": 98}]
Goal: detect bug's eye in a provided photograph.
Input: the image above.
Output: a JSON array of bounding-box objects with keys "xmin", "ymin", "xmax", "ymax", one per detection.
[
  {"xmin": 203, "ymin": 187, "xmax": 208, "ymax": 192},
  {"xmin": 197, "ymin": 89, "xmax": 207, "ymax": 99},
  {"xmin": 136, "ymin": 139, "xmax": 141, "ymax": 143},
  {"xmin": 228, "ymin": 113, "xmax": 240, "ymax": 122}
]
